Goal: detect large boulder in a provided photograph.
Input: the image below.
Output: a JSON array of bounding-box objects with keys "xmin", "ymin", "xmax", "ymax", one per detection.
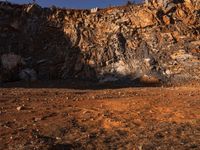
[
  {"xmin": 19, "ymin": 68, "xmax": 37, "ymax": 81},
  {"xmin": 0, "ymin": 53, "xmax": 25, "ymax": 82},
  {"xmin": 25, "ymin": 4, "xmax": 42, "ymax": 16},
  {"xmin": 1, "ymin": 53, "xmax": 24, "ymax": 70},
  {"xmin": 137, "ymin": 10, "xmax": 156, "ymax": 27}
]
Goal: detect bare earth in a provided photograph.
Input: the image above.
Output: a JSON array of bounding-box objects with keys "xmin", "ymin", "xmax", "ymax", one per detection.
[{"xmin": 0, "ymin": 82, "xmax": 200, "ymax": 150}]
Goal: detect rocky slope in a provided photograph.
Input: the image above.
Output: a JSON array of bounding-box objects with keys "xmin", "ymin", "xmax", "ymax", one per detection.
[{"xmin": 0, "ymin": 0, "xmax": 199, "ymax": 85}]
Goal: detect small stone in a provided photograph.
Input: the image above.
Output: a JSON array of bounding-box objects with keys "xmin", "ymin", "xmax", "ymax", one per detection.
[
  {"xmin": 165, "ymin": 69, "xmax": 171, "ymax": 75},
  {"xmin": 34, "ymin": 117, "xmax": 42, "ymax": 122},
  {"xmin": 17, "ymin": 106, "xmax": 23, "ymax": 111},
  {"xmin": 163, "ymin": 15, "xmax": 171, "ymax": 25},
  {"xmin": 189, "ymin": 93, "xmax": 194, "ymax": 96},
  {"xmin": 56, "ymin": 137, "xmax": 61, "ymax": 140}
]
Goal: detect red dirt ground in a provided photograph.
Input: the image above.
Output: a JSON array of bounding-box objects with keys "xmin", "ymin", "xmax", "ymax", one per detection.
[{"xmin": 0, "ymin": 82, "xmax": 200, "ymax": 150}]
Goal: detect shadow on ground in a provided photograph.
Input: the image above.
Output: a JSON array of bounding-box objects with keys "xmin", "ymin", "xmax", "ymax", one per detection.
[{"xmin": 0, "ymin": 79, "xmax": 163, "ymax": 90}]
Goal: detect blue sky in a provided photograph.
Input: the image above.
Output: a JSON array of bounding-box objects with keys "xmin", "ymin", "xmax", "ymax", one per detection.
[{"xmin": 7, "ymin": 0, "xmax": 142, "ymax": 9}]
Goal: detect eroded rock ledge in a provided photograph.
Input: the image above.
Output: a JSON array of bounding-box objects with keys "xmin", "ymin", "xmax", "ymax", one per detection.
[{"xmin": 0, "ymin": 0, "xmax": 199, "ymax": 85}]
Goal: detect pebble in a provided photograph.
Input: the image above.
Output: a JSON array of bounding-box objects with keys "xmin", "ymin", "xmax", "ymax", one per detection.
[
  {"xmin": 56, "ymin": 137, "xmax": 61, "ymax": 140},
  {"xmin": 34, "ymin": 117, "xmax": 42, "ymax": 122},
  {"xmin": 189, "ymin": 93, "xmax": 194, "ymax": 96},
  {"xmin": 17, "ymin": 106, "xmax": 24, "ymax": 111}
]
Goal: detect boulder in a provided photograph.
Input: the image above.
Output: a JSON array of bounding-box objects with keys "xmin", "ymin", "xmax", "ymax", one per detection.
[
  {"xmin": 139, "ymin": 75, "xmax": 160, "ymax": 84},
  {"xmin": 1, "ymin": 53, "xmax": 24, "ymax": 70},
  {"xmin": 162, "ymin": 15, "xmax": 171, "ymax": 25},
  {"xmin": 26, "ymin": 4, "xmax": 42, "ymax": 16},
  {"xmin": 137, "ymin": 10, "xmax": 155, "ymax": 27},
  {"xmin": 19, "ymin": 68, "xmax": 37, "ymax": 81}
]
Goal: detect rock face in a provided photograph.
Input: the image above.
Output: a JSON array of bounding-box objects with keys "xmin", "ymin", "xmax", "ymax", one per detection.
[{"xmin": 0, "ymin": 1, "xmax": 199, "ymax": 84}]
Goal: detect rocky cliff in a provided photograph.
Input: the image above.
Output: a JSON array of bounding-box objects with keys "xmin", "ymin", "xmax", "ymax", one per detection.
[{"xmin": 0, "ymin": 0, "xmax": 199, "ymax": 85}]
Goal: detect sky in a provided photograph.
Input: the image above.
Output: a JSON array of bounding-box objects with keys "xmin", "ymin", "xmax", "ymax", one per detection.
[{"xmin": 5, "ymin": 0, "xmax": 143, "ymax": 9}]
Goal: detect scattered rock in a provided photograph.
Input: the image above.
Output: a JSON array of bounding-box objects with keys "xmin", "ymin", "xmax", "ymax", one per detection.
[
  {"xmin": 17, "ymin": 106, "xmax": 24, "ymax": 111},
  {"xmin": 33, "ymin": 117, "xmax": 42, "ymax": 122}
]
